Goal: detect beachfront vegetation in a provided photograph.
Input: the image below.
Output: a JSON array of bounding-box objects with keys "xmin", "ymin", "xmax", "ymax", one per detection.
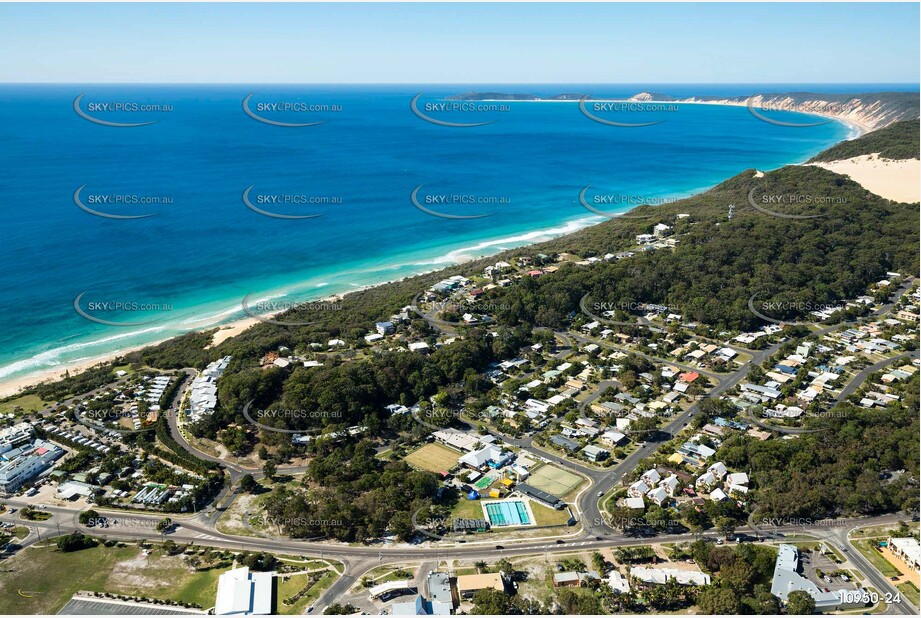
[
  {"xmin": 10, "ymin": 121, "xmax": 920, "ymax": 540},
  {"xmin": 809, "ymin": 119, "xmax": 920, "ymax": 162}
]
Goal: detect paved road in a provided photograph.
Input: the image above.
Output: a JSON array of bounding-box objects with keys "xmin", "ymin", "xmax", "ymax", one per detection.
[
  {"xmin": 828, "ymin": 525, "xmax": 918, "ymax": 616},
  {"xmin": 835, "ymin": 351, "xmax": 919, "ymax": 403},
  {"xmin": 3, "ymin": 484, "xmax": 916, "ymax": 614},
  {"xmin": 7, "ymin": 279, "xmax": 912, "ymax": 611}
]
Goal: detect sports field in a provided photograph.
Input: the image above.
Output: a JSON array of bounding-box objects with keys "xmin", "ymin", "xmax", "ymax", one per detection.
[
  {"xmin": 528, "ymin": 464, "xmax": 583, "ymax": 498},
  {"xmin": 404, "ymin": 443, "xmax": 459, "ymax": 473}
]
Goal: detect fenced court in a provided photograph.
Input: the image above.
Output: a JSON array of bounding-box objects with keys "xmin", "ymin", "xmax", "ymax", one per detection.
[
  {"xmin": 527, "ymin": 464, "xmax": 583, "ymax": 498},
  {"xmin": 474, "ymin": 475, "xmax": 494, "ymax": 490},
  {"xmin": 404, "ymin": 443, "xmax": 459, "ymax": 473}
]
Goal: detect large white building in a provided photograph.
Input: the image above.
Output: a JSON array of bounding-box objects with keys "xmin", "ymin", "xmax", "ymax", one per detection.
[
  {"xmin": 188, "ymin": 356, "xmax": 232, "ymax": 422},
  {"xmin": 214, "ymin": 566, "xmax": 273, "ymax": 615},
  {"xmin": 888, "ymin": 537, "xmax": 921, "ymax": 572},
  {"xmin": 0, "ymin": 439, "xmax": 64, "ymax": 493},
  {"xmin": 770, "ymin": 544, "xmax": 862, "ymax": 611},
  {"xmin": 0, "ymin": 422, "xmax": 35, "ymax": 454}
]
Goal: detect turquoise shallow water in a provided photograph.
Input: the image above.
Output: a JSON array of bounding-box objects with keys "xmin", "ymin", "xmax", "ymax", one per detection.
[{"xmin": 0, "ymin": 84, "xmax": 866, "ymax": 382}]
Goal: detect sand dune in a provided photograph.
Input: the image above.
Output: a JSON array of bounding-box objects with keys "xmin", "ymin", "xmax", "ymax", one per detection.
[{"xmin": 810, "ymin": 153, "xmax": 920, "ymax": 203}]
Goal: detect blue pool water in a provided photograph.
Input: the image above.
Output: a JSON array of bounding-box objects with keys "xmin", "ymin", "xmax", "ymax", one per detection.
[{"xmin": 486, "ymin": 500, "xmax": 531, "ymax": 526}]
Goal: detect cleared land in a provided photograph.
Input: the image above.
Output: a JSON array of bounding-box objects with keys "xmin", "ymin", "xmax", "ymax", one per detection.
[
  {"xmin": 527, "ymin": 464, "xmax": 583, "ymax": 498},
  {"xmin": 404, "ymin": 443, "xmax": 459, "ymax": 473},
  {"xmin": 0, "ymin": 393, "xmax": 48, "ymax": 415},
  {"xmin": 854, "ymin": 540, "xmax": 902, "ymax": 578},
  {"xmin": 0, "ymin": 544, "xmax": 220, "ymax": 615}
]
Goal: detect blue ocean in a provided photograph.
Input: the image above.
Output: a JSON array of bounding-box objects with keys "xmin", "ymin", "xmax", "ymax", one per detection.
[{"xmin": 0, "ymin": 83, "xmax": 909, "ymax": 383}]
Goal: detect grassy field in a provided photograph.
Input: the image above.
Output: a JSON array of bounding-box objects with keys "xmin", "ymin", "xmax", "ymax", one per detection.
[
  {"xmin": 897, "ymin": 581, "xmax": 919, "ymax": 607},
  {"xmin": 0, "ymin": 394, "xmax": 49, "ymax": 415},
  {"xmin": 404, "ymin": 443, "xmax": 459, "ymax": 473},
  {"xmin": 527, "ymin": 464, "xmax": 583, "ymax": 498},
  {"xmin": 530, "ymin": 502, "xmax": 573, "ymax": 527},
  {"xmin": 854, "ymin": 540, "xmax": 903, "ymax": 578},
  {"xmin": 0, "ymin": 543, "xmax": 222, "ymax": 614},
  {"xmin": 449, "ymin": 496, "xmax": 486, "ymax": 520},
  {"xmin": 277, "ymin": 570, "xmax": 338, "ymax": 615}
]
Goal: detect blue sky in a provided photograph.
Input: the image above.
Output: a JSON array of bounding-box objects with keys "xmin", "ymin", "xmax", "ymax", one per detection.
[{"xmin": 1, "ymin": 3, "xmax": 918, "ymax": 83}]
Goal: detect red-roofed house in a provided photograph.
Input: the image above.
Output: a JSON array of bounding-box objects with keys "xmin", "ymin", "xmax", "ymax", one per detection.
[{"xmin": 679, "ymin": 372, "xmax": 700, "ymax": 383}]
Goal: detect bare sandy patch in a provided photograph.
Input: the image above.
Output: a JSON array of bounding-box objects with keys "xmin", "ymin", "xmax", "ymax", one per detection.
[{"xmin": 810, "ymin": 154, "xmax": 920, "ymax": 203}]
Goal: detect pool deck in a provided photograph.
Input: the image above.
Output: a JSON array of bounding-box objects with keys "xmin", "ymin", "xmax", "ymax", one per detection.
[{"xmin": 481, "ymin": 498, "xmax": 537, "ymax": 528}]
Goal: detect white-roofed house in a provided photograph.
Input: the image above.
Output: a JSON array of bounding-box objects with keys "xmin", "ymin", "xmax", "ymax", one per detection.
[
  {"xmin": 707, "ymin": 461, "xmax": 728, "ymax": 479},
  {"xmin": 726, "ymin": 472, "xmax": 749, "ymax": 487},
  {"xmin": 624, "ymin": 496, "xmax": 645, "ymax": 510},
  {"xmin": 641, "ymin": 468, "xmax": 661, "ymax": 486},
  {"xmin": 646, "ymin": 486, "xmax": 668, "ymax": 506},
  {"xmin": 659, "ymin": 474, "xmax": 680, "ymax": 496},
  {"xmin": 627, "ymin": 479, "xmax": 649, "ymax": 498},
  {"xmin": 695, "ymin": 471, "xmax": 718, "ymax": 491}
]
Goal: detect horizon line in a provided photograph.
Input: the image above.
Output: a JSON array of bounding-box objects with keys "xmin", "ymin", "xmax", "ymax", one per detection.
[{"xmin": 1, "ymin": 81, "xmax": 919, "ymax": 86}]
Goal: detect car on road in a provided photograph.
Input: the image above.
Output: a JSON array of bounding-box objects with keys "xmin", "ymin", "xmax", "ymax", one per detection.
[
  {"xmin": 597, "ymin": 491, "xmax": 604, "ymax": 497},
  {"xmin": 555, "ymin": 539, "xmax": 565, "ymax": 544},
  {"xmin": 495, "ymin": 545, "xmax": 504, "ymax": 550}
]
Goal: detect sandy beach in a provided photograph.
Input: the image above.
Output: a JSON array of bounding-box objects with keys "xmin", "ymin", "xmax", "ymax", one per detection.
[
  {"xmin": 478, "ymin": 97, "xmax": 873, "ymax": 137},
  {"xmin": 0, "ymin": 218, "xmax": 601, "ymax": 400},
  {"xmin": 0, "ymin": 313, "xmax": 270, "ymax": 399},
  {"xmin": 0, "ymin": 343, "xmax": 152, "ymax": 400},
  {"xmin": 810, "ymin": 154, "xmax": 921, "ymax": 203},
  {"xmin": 0, "ymin": 103, "xmax": 886, "ymax": 402}
]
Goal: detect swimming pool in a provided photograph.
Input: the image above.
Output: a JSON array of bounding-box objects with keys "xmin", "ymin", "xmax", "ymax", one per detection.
[{"xmin": 484, "ymin": 500, "xmax": 531, "ymax": 526}]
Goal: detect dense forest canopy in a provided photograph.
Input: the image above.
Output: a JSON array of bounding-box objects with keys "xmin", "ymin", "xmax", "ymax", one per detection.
[{"xmin": 809, "ymin": 119, "xmax": 920, "ymax": 162}]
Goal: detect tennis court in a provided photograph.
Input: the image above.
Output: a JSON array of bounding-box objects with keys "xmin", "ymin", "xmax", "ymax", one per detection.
[{"xmin": 528, "ymin": 464, "xmax": 583, "ymax": 497}]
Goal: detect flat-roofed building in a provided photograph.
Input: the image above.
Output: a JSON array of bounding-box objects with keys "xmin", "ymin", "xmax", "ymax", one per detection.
[
  {"xmin": 456, "ymin": 573, "xmax": 504, "ymax": 599},
  {"xmin": 630, "ymin": 567, "xmax": 710, "ymax": 587},
  {"xmin": 368, "ymin": 579, "xmax": 416, "ymax": 600},
  {"xmin": 425, "ymin": 571, "xmax": 455, "ymax": 614},
  {"xmin": 888, "ymin": 537, "xmax": 921, "ymax": 572},
  {"xmin": 214, "ymin": 566, "xmax": 272, "ymax": 615}
]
